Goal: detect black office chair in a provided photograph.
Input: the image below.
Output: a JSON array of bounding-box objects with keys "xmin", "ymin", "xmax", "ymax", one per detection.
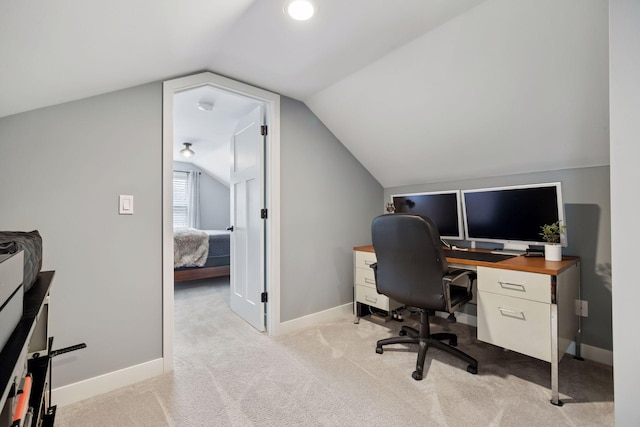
[{"xmin": 371, "ymin": 213, "xmax": 478, "ymax": 380}]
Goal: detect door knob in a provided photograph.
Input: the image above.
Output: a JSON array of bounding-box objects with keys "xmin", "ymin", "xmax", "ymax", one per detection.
[{"xmin": 226, "ymin": 226, "xmax": 234, "ymax": 232}]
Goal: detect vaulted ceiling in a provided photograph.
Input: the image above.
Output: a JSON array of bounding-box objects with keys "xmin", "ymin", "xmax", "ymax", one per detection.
[{"xmin": 0, "ymin": 0, "xmax": 609, "ymax": 187}]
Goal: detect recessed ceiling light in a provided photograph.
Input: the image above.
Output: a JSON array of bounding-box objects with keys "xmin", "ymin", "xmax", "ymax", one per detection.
[{"xmin": 286, "ymin": 0, "xmax": 315, "ymax": 21}]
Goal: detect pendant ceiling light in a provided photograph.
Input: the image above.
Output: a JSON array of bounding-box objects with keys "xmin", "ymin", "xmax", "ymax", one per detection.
[{"xmin": 180, "ymin": 142, "xmax": 195, "ymax": 158}]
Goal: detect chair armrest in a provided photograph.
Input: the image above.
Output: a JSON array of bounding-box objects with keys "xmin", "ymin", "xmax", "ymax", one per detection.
[
  {"xmin": 442, "ymin": 269, "xmax": 476, "ymax": 313},
  {"xmin": 443, "ymin": 269, "xmax": 475, "ymax": 292}
]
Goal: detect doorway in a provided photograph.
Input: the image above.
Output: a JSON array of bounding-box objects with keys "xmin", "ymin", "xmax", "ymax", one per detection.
[{"xmin": 162, "ymin": 72, "xmax": 282, "ymax": 372}]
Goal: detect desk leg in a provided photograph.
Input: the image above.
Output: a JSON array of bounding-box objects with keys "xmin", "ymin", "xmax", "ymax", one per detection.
[
  {"xmin": 550, "ymin": 303, "xmax": 563, "ymax": 406},
  {"xmin": 574, "ymin": 266, "xmax": 584, "ymax": 361},
  {"xmin": 574, "ymin": 326, "xmax": 584, "ymax": 361},
  {"xmin": 353, "ymin": 292, "xmax": 360, "ymax": 324}
]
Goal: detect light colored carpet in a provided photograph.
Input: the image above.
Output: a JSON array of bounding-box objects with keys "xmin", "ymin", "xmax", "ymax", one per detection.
[{"xmin": 55, "ymin": 277, "xmax": 614, "ymax": 426}]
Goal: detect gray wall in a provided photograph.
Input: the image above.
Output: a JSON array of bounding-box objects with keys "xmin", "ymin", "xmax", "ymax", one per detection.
[
  {"xmin": 280, "ymin": 97, "xmax": 383, "ymax": 322},
  {"xmin": 173, "ymin": 161, "xmax": 230, "ymax": 230},
  {"xmin": 385, "ymin": 166, "xmax": 612, "ymax": 351},
  {"xmin": 0, "ymin": 85, "xmax": 382, "ymax": 388},
  {"xmin": 610, "ymin": 0, "xmax": 640, "ymax": 422},
  {"xmin": 0, "ymin": 83, "xmax": 163, "ymax": 386}
]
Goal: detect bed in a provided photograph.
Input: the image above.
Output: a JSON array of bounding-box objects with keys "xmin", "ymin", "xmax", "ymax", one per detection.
[{"xmin": 174, "ymin": 229, "xmax": 231, "ymax": 282}]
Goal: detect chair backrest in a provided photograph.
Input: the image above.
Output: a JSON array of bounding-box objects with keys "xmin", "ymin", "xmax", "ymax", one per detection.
[{"xmin": 371, "ymin": 214, "xmax": 449, "ymax": 310}]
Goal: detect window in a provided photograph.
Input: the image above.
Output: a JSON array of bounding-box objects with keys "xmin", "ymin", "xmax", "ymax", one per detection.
[{"xmin": 173, "ymin": 171, "xmax": 190, "ymax": 228}]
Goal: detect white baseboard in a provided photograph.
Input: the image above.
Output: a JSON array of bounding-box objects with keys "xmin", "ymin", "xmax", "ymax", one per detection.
[
  {"xmin": 52, "ymin": 308, "xmax": 613, "ymax": 409},
  {"xmin": 566, "ymin": 341, "xmax": 613, "ymax": 366},
  {"xmin": 278, "ymin": 303, "xmax": 353, "ymax": 335},
  {"xmin": 53, "ymin": 358, "xmax": 164, "ymax": 407}
]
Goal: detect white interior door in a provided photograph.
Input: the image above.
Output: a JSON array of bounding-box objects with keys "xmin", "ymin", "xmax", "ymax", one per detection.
[{"xmin": 230, "ymin": 104, "xmax": 265, "ymax": 331}]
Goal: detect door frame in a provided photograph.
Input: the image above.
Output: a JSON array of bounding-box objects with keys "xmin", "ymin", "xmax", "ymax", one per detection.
[{"xmin": 162, "ymin": 71, "xmax": 281, "ymax": 372}]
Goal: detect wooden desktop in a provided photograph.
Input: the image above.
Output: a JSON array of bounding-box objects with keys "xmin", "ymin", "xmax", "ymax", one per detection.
[{"xmin": 353, "ymin": 245, "xmax": 580, "ymax": 406}]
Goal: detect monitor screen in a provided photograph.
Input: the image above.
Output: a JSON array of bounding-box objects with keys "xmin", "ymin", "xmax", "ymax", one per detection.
[
  {"xmin": 391, "ymin": 190, "xmax": 464, "ymax": 240},
  {"xmin": 462, "ymin": 182, "xmax": 566, "ymax": 248}
]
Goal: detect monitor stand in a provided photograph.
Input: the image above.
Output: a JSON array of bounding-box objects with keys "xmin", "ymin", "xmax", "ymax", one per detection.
[{"xmin": 491, "ymin": 243, "xmax": 528, "ymax": 256}]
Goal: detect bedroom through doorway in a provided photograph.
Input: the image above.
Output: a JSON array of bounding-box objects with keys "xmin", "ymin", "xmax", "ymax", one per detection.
[
  {"xmin": 172, "ymin": 84, "xmax": 263, "ymax": 314},
  {"xmin": 163, "ymin": 72, "xmax": 282, "ymax": 372}
]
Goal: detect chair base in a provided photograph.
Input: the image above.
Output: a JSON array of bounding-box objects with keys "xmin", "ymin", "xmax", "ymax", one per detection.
[{"xmin": 375, "ymin": 311, "xmax": 478, "ymax": 380}]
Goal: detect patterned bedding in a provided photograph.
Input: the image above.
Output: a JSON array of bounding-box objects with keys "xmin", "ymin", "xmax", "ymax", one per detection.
[
  {"xmin": 203, "ymin": 230, "xmax": 231, "ymax": 258},
  {"xmin": 174, "ymin": 229, "xmax": 230, "ymax": 270}
]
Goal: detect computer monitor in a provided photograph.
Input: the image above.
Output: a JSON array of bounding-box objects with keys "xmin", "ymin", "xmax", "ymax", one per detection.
[
  {"xmin": 391, "ymin": 190, "xmax": 464, "ymax": 240},
  {"xmin": 461, "ymin": 182, "xmax": 566, "ymax": 250}
]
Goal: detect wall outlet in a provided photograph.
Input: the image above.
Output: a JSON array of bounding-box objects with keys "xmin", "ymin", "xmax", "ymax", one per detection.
[{"xmin": 575, "ymin": 299, "xmax": 589, "ymax": 317}]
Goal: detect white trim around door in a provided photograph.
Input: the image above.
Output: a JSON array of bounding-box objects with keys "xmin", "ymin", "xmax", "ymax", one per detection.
[{"xmin": 162, "ymin": 72, "xmax": 281, "ymax": 373}]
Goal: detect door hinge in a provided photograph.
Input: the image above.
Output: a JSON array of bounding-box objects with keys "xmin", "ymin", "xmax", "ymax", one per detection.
[
  {"xmin": 261, "ymin": 125, "xmax": 268, "ymax": 136},
  {"xmin": 261, "ymin": 292, "xmax": 268, "ymax": 303},
  {"xmin": 261, "ymin": 208, "xmax": 268, "ymax": 219}
]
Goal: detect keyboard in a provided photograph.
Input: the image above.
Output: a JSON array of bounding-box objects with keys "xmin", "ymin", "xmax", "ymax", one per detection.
[{"xmin": 443, "ymin": 249, "xmax": 516, "ymax": 263}]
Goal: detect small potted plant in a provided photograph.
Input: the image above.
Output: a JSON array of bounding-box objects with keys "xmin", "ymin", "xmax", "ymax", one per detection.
[{"xmin": 539, "ymin": 221, "xmax": 566, "ymax": 261}]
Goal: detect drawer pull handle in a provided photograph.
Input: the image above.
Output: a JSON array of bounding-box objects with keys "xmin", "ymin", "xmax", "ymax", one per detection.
[
  {"xmin": 365, "ymin": 296, "xmax": 378, "ymax": 303},
  {"xmin": 364, "ymin": 260, "xmax": 375, "ymax": 266},
  {"xmin": 498, "ymin": 307, "xmax": 526, "ymax": 320},
  {"xmin": 364, "ymin": 278, "xmax": 376, "ymax": 285},
  {"xmin": 499, "ymin": 281, "xmax": 526, "ymax": 292}
]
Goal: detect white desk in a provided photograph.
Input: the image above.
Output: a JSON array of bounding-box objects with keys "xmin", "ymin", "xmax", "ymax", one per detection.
[{"xmin": 353, "ymin": 245, "xmax": 581, "ymax": 406}]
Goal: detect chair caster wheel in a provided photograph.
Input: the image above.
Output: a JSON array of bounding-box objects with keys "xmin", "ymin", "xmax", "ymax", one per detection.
[
  {"xmin": 376, "ymin": 347, "xmax": 383, "ymax": 354},
  {"xmin": 399, "ymin": 330, "xmax": 407, "ymax": 336},
  {"xmin": 449, "ymin": 338, "xmax": 457, "ymax": 347},
  {"xmin": 412, "ymin": 371, "xmax": 423, "ymax": 381},
  {"xmin": 467, "ymin": 365, "xmax": 478, "ymax": 375}
]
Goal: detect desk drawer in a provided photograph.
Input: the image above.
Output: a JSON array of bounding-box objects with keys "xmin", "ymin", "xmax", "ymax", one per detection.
[
  {"xmin": 477, "ymin": 291, "xmax": 551, "ymax": 362},
  {"xmin": 355, "ymin": 266, "xmax": 376, "ymax": 289},
  {"xmin": 354, "ymin": 250, "xmax": 377, "ymax": 270},
  {"xmin": 355, "ymin": 284, "xmax": 400, "ymax": 312},
  {"xmin": 477, "ymin": 267, "xmax": 550, "ymax": 303}
]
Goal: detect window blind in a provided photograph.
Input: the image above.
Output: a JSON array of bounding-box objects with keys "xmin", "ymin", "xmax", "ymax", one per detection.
[{"xmin": 173, "ymin": 171, "xmax": 190, "ymax": 228}]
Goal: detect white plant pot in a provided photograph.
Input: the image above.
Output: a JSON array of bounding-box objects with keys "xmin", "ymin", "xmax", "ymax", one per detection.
[{"xmin": 544, "ymin": 244, "xmax": 562, "ymax": 261}]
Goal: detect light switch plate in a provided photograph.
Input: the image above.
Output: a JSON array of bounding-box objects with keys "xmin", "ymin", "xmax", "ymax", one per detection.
[{"xmin": 119, "ymin": 195, "xmax": 134, "ymax": 215}]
